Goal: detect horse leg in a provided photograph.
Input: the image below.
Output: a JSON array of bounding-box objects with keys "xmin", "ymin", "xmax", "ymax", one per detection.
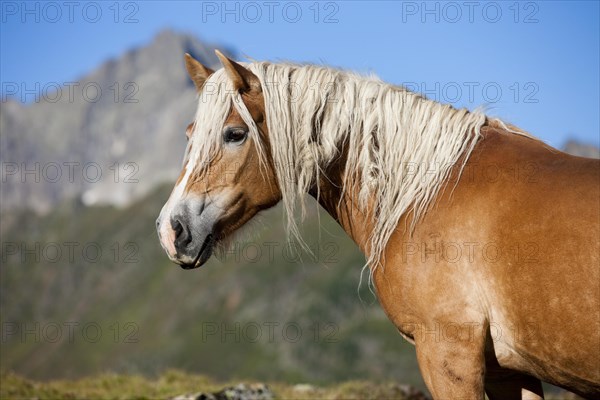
[
  {"xmin": 414, "ymin": 324, "xmax": 487, "ymax": 400},
  {"xmin": 485, "ymin": 370, "xmax": 544, "ymax": 400}
]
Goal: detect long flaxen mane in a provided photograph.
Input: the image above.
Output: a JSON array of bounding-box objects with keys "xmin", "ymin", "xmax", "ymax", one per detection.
[{"xmin": 187, "ymin": 61, "xmax": 490, "ymax": 271}]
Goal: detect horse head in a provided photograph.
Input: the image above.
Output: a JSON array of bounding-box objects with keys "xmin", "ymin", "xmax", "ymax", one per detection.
[{"xmin": 156, "ymin": 52, "xmax": 280, "ymax": 269}]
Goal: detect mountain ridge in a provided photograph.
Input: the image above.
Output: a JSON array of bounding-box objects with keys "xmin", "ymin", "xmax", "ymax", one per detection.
[{"xmin": 1, "ymin": 29, "xmax": 231, "ymax": 214}]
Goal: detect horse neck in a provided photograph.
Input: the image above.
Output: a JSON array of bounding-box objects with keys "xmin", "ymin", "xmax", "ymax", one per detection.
[{"xmin": 308, "ymin": 147, "xmax": 376, "ymax": 258}]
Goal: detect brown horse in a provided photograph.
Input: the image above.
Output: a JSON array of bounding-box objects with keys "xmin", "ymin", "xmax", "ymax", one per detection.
[{"xmin": 157, "ymin": 52, "xmax": 600, "ymax": 399}]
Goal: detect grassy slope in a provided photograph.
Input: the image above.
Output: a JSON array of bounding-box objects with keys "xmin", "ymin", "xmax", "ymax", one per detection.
[
  {"xmin": 1, "ymin": 370, "xmax": 431, "ymax": 400},
  {"xmin": 0, "ymin": 185, "xmax": 423, "ymax": 388}
]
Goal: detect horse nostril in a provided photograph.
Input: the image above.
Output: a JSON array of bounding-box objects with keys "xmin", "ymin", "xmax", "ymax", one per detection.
[
  {"xmin": 173, "ymin": 219, "xmax": 183, "ymax": 238},
  {"xmin": 171, "ymin": 218, "xmax": 192, "ymax": 249}
]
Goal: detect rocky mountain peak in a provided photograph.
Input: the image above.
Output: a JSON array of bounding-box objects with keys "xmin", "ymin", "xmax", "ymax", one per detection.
[{"xmin": 1, "ymin": 30, "xmax": 231, "ymax": 214}]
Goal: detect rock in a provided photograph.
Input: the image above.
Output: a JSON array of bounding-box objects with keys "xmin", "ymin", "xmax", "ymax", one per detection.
[
  {"xmin": 292, "ymin": 383, "xmax": 316, "ymax": 393},
  {"xmin": 170, "ymin": 383, "xmax": 274, "ymax": 400}
]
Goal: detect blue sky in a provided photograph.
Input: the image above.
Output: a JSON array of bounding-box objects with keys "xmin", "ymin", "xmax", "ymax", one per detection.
[{"xmin": 1, "ymin": 1, "xmax": 599, "ymax": 148}]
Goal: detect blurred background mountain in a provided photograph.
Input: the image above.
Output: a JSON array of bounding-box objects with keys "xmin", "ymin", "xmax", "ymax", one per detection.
[
  {"xmin": 1, "ymin": 30, "xmax": 598, "ymax": 393},
  {"xmin": 1, "ymin": 30, "xmax": 229, "ymax": 213},
  {"xmin": 562, "ymin": 139, "xmax": 600, "ymax": 159}
]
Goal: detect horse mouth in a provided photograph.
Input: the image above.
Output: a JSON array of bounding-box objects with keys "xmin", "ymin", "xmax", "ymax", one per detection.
[{"xmin": 181, "ymin": 234, "xmax": 214, "ymax": 270}]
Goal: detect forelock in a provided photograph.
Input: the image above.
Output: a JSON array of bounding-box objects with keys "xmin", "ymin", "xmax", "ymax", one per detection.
[{"xmin": 184, "ymin": 64, "xmax": 269, "ymax": 186}]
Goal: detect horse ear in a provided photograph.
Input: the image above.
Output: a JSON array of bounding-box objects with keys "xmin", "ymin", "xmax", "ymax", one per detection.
[
  {"xmin": 184, "ymin": 53, "xmax": 214, "ymax": 92},
  {"xmin": 215, "ymin": 50, "xmax": 261, "ymax": 93}
]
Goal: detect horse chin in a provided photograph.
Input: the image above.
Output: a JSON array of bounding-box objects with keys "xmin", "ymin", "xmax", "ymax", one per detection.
[
  {"xmin": 179, "ymin": 206, "xmax": 256, "ymax": 270},
  {"xmin": 180, "ymin": 234, "xmax": 215, "ymax": 270}
]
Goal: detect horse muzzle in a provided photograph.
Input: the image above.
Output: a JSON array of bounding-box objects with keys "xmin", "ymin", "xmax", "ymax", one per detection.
[{"xmin": 156, "ymin": 199, "xmax": 220, "ymax": 269}]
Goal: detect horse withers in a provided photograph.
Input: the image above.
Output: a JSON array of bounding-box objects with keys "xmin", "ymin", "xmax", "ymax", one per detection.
[{"xmin": 157, "ymin": 52, "xmax": 600, "ymax": 399}]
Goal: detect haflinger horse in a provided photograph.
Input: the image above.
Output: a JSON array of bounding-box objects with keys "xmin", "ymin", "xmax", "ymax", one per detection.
[{"xmin": 157, "ymin": 51, "xmax": 600, "ymax": 399}]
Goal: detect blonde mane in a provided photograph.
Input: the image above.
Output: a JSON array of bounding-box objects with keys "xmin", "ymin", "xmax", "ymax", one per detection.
[{"xmin": 187, "ymin": 62, "xmax": 487, "ymax": 270}]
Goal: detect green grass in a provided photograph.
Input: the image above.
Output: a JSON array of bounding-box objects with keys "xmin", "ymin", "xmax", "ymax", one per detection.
[
  {"xmin": 0, "ymin": 185, "xmax": 422, "ymax": 388},
  {"xmin": 1, "ymin": 370, "xmax": 430, "ymax": 400}
]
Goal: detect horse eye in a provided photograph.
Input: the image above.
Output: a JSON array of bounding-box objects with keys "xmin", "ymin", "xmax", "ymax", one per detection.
[{"xmin": 223, "ymin": 127, "xmax": 248, "ymax": 144}]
